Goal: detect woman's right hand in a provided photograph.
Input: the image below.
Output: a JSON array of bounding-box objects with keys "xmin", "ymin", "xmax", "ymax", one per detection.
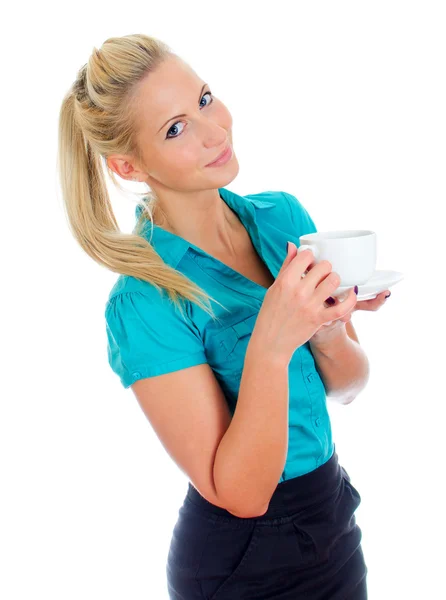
[{"xmin": 251, "ymin": 241, "xmax": 358, "ymax": 365}]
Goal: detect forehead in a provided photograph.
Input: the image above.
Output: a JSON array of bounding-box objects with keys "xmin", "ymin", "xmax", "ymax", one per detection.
[{"xmin": 136, "ymin": 57, "xmax": 203, "ymax": 130}]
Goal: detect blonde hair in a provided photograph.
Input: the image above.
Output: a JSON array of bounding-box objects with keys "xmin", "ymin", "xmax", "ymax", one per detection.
[{"xmin": 57, "ymin": 33, "xmax": 228, "ymax": 321}]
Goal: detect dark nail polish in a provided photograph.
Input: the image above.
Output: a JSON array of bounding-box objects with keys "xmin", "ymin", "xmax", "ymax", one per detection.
[
  {"xmin": 354, "ymin": 286, "xmax": 359, "ymax": 295},
  {"xmin": 385, "ymin": 292, "xmax": 391, "ymax": 299},
  {"xmin": 325, "ymin": 297, "xmax": 336, "ymax": 305}
]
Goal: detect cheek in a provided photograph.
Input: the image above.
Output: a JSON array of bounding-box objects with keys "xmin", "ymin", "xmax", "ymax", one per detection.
[
  {"xmin": 175, "ymin": 147, "xmax": 201, "ymax": 170},
  {"xmin": 185, "ymin": 142, "xmax": 204, "ymax": 159},
  {"xmin": 153, "ymin": 147, "xmax": 201, "ymax": 185},
  {"xmin": 157, "ymin": 145, "xmax": 197, "ymax": 172}
]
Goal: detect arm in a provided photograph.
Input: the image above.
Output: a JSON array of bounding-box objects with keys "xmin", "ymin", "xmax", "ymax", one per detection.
[
  {"xmin": 107, "ymin": 290, "xmax": 287, "ymax": 519},
  {"xmin": 213, "ymin": 339, "xmax": 289, "ymax": 517},
  {"xmin": 345, "ymin": 320, "xmax": 360, "ymax": 344},
  {"xmin": 309, "ymin": 322, "xmax": 370, "ymax": 404}
]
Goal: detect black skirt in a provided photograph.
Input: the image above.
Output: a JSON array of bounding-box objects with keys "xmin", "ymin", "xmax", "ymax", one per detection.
[{"xmin": 166, "ymin": 446, "xmax": 368, "ymax": 599}]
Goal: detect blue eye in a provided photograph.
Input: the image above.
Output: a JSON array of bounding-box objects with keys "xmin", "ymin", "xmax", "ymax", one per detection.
[{"xmin": 165, "ymin": 91, "xmax": 214, "ymax": 140}]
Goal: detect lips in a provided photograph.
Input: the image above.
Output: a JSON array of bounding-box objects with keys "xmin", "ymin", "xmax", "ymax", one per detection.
[{"xmin": 206, "ymin": 145, "xmax": 230, "ymax": 166}]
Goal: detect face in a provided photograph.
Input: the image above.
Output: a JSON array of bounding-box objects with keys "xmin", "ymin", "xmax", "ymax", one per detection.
[{"xmin": 110, "ymin": 54, "xmax": 239, "ymax": 194}]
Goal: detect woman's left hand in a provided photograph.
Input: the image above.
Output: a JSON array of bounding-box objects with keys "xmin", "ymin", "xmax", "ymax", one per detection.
[{"xmin": 310, "ymin": 289, "xmax": 391, "ymax": 343}]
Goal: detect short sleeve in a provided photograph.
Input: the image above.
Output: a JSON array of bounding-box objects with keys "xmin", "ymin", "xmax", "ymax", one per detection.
[
  {"xmin": 105, "ymin": 291, "xmax": 208, "ymax": 389},
  {"xmin": 281, "ymin": 191, "xmax": 318, "ymax": 236}
]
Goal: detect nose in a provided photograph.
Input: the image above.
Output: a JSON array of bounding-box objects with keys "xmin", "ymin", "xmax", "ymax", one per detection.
[
  {"xmin": 205, "ymin": 131, "xmax": 228, "ymax": 151},
  {"xmin": 199, "ymin": 116, "xmax": 228, "ymax": 148}
]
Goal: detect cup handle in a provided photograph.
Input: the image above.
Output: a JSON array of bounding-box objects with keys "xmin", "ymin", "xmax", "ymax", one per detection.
[{"xmin": 298, "ymin": 244, "xmax": 319, "ymax": 260}]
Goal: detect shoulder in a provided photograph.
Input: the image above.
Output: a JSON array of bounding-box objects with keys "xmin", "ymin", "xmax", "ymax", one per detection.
[
  {"xmin": 104, "ymin": 275, "xmax": 206, "ymax": 388},
  {"xmin": 244, "ymin": 189, "xmax": 317, "ymax": 234},
  {"xmin": 105, "ymin": 273, "xmax": 186, "ymax": 324},
  {"xmin": 106, "ymin": 273, "xmax": 158, "ymax": 304},
  {"xmin": 244, "ymin": 189, "xmax": 287, "ymax": 209},
  {"xmin": 244, "ymin": 189, "xmax": 309, "ymax": 216}
]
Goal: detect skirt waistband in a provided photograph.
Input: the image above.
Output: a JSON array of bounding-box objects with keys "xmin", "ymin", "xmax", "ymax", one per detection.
[{"xmin": 186, "ymin": 447, "xmax": 348, "ymax": 521}]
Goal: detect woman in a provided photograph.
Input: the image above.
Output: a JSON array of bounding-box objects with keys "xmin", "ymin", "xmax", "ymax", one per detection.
[{"xmin": 58, "ymin": 33, "xmax": 390, "ymax": 599}]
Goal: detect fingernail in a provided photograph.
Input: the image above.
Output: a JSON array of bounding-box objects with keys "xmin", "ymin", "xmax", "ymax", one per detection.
[
  {"xmin": 354, "ymin": 285, "xmax": 359, "ymax": 295},
  {"xmin": 385, "ymin": 292, "xmax": 391, "ymax": 299},
  {"xmin": 325, "ymin": 297, "xmax": 336, "ymax": 305}
]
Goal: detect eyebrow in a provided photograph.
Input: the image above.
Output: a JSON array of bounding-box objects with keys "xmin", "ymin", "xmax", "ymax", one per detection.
[{"xmin": 157, "ymin": 83, "xmax": 208, "ymax": 135}]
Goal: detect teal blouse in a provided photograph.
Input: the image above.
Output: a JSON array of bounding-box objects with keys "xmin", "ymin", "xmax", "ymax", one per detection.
[{"xmin": 105, "ymin": 187, "xmax": 334, "ymax": 482}]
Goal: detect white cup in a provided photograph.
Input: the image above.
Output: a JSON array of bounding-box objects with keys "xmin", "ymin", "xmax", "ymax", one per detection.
[{"xmin": 298, "ymin": 230, "xmax": 377, "ymax": 288}]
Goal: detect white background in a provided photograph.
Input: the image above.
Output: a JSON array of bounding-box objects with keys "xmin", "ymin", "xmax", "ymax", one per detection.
[{"xmin": 1, "ymin": 1, "xmax": 445, "ymax": 598}]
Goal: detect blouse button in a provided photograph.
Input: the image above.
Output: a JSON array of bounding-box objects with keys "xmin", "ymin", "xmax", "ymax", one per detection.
[
  {"xmin": 315, "ymin": 418, "xmax": 321, "ymax": 427},
  {"xmin": 132, "ymin": 371, "xmax": 141, "ymax": 378},
  {"xmin": 307, "ymin": 373, "xmax": 314, "ymax": 383}
]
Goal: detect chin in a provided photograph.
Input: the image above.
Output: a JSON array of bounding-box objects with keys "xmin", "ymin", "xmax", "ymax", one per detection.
[{"xmin": 211, "ymin": 163, "xmax": 240, "ymax": 189}]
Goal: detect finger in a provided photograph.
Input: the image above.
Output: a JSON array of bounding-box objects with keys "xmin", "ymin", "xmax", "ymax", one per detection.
[
  {"xmin": 307, "ymin": 268, "xmax": 344, "ymax": 306},
  {"xmin": 279, "ymin": 243, "xmax": 314, "ymax": 279},
  {"xmin": 277, "ymin": 241, "xmax": 298, "ymax": 277},
  {"xmin": 325, "ymin": 287, "xmax": 357, "ymax": 320},
  {"xmin": 324, "ymin": 298, "xmax": 354, "ymax": 322},
  {"xmin": 340, "ymin": 312, "xmax": 352, "ymax": 323},
  {"xmin": 356, "ymin": 291, "xmax": 389, "ymax": 311}
]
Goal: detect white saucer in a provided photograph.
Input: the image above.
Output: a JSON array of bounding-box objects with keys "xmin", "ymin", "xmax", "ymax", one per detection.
[{"xmin": 332, "ymin": 270, "xmax": 405, "ymax": 301}]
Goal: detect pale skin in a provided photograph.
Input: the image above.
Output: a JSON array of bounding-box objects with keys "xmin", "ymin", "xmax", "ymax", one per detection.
[
  {"xmin": 106, "ymin": 55, "xmax": 391, "ymax": 404},
  {"xmin": 106, "ymin": 53, "xmax": 244, "ymax": 261}
]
